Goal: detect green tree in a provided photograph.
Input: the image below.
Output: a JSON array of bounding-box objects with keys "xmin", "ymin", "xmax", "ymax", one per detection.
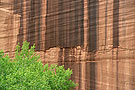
[{"xmin": 0, "ymin": 41, "xmax": 77, "ymax": 90}]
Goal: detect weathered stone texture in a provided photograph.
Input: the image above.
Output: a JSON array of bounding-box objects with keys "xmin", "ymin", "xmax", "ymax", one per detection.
[
  {"xmin": 0, "ymin": 0, "xmax": 20, "ymax": 57},
  {"xmin": 0, "ymin": 0, "xmax": 135, "ymax": 90}
]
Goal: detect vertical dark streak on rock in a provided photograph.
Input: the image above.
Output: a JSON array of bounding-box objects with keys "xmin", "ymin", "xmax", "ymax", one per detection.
[
  {"xmin": 75, "ymin": 1, "xmax": 78, "ymax": 46},
  {"xmin": 55, "ymin": 0, "xmax": 59, "ymax": 47},
  {"xmin": 29, "ymin": 0, "xmax": 35, "ymax": 47},
  {"xmin": 26, "ymin": 1, "xmax": 30, "ymax": 43},
  {"xmin": 36, "ymin": 0, "xmax": 41, "ymax": 51},
  {"xmin": 90, "ymin": 61, "xmax": 96, "ymax": 90},
  {"xmin": 45, "ymin": 0, "xmax": 59, "ymax": 50},
  {"xmin": 69, "ymin": 0, "xmax": 73, "ymax": 47},
  {"xmin": 88, "ymin": 0, "xmax": 97, "ymax": 52},
  {"xmin": 27, "ymin": 1, "xmax": 30, "ymax": 43},
  {"xmin": 54, "ymin": 0, "xmax": 56, "ymax": 47},
  {"xmin": 105, "ymin": 0, "xmax": 108, "ymax": 48},
  {"xmin": 26, "ymin": 0, "xmax": 35, "ymax": 47},
  {"xmin": 17, "ymin": 0, "xmax": 23, "ymax": 46},
  {"xmin": 58, "ymin": 0, "xmax": 64, "ymax": 47},
  {"xmin": 97, "ymin": 0, "xmax": 99, "ymax": 50},
  {"xmin": 51, "ymin": 0, "xmax": 56, "ymax": 49},
  {"xmin": 113, "ymin": 0, "xmax": 119, "ymax": 48},
  {"xmin": 113, "ymin": 1, "xmax": 119, "ymax": 89},
  {"xmin": 63, "ymin": 1, "xmax": 66, "ymax": 47},
  {"xmin": 45, "ymin": 0, "xmax": 49, "ymax": 50},
  {"xmin": 89, "ymin": 54, "xmax": 96, "ymax": 90},
  {"xmin": 49, "ymin": 0, "xmax": 52, "ymax": 48},
  {"xmin": 87, "ymin": 0, "xmax": 98, "ymax": 89},
  {"xmin": 64, "ymin": 0, "xmax": 68, "ymax": 47},
  {"xmin": 79, "ymin": 62, "xmax": 82, "ymax": 90},
  {"xmin": 86, "ymin": 57, "xmax": 96, "ymax": 90}
]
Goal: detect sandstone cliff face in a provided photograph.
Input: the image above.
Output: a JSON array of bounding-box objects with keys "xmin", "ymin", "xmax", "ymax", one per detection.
[
  {"xmin": 0, "ymin": 0, "xmax": 20, "ymax": 57},
  {"xmin": 0, "ymin": 0, "xmax": 135, "ymax": 90}
]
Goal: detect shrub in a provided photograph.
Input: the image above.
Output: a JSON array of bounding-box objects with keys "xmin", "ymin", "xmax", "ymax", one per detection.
[{"xmin": 0, "ymin": 41, "xmax": 77, "ymax": 90}]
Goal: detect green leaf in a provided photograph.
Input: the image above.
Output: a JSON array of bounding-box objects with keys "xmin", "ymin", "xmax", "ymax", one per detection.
[{"xmin": 0, "ymin": 41, "xmax": 77, "ymax": 90}]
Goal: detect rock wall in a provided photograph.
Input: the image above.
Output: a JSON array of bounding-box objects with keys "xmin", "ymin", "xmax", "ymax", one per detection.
[
  {"xmin": 0, "ymin": 0, "xmax": 20, "ymax": 56},
  {"xmin": 0, "ymin": 0, "xmax": 135, "ymax": 90}
]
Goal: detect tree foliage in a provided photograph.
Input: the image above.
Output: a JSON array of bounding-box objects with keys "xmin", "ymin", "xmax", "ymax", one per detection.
[{"xmin": 0, "ymin": 41, "xmax": 77, "ymax": 90}]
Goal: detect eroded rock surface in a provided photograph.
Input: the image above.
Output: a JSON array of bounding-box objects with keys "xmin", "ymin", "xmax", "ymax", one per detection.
[{"xmin": 0, "ymin": 0, "xmax": 135, "ymax": 90}]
